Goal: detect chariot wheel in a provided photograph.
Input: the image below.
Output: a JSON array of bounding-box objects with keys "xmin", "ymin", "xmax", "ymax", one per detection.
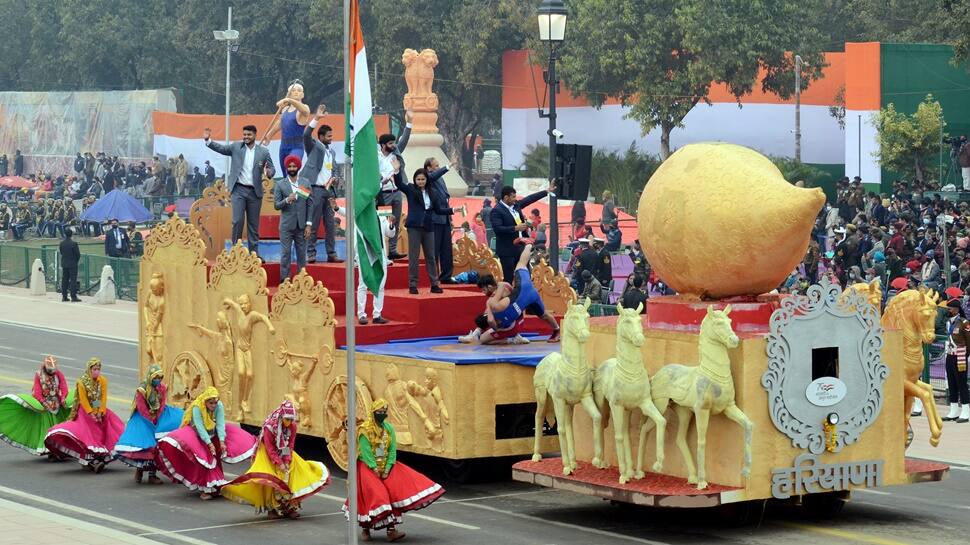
[
  {"xmin": 324, "ymin": 375, "xmax": 373, "ymax": 471},
  {"xmin": 167, "ymin": 351, "xmax": 213, "ymax": 409}
]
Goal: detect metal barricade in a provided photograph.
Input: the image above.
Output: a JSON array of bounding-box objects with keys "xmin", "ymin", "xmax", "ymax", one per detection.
[{"xmin": 0, "ymin": 243, "xmax": 140, "ymax": 300}]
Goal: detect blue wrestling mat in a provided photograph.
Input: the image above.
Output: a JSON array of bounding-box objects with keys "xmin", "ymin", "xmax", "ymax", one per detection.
[{"xmin": 350, "ymin": 335, "xmax": 556, "ymax": 367}]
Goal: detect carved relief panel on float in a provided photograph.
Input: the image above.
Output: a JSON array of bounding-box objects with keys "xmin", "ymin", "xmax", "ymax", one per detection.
[
  {"xmin": 531, "ymin": 258, "xmax": 577, "ymax": 316},
  {"xmin": 140, "ymin": 217, "xmax": 336, "ymax": 440},
  {"xmin": 139, "ymin": 215, "xmax": 209, "ymax": 407},
  {"xmin": 189, "ymin": 184, "xmax": 233, "ymax": 261},
  {"xmin": 452, "ymin": 235, "xmax": 502, "ymax": 281}
]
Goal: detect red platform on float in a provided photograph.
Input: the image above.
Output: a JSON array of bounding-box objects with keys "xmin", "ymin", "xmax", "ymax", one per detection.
[
  {"xmin": 645, "ymin": 295, "xmax": 783, "ymax": 336},
  {"xmin": 512, "ymin": 458, "xmax": 740, "ymax": 507},
  {"xmin": 513, "ymin": 458, "xmax": 949, "ymax": 507},
  {"xmin": 903, "ymin": 458, "xmax": 950, "ymax": 483}
]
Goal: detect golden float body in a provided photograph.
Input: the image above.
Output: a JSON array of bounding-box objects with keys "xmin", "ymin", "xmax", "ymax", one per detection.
[{"xmin": 638, "ymin": 143, "xmax": 825, "ymax": 299}]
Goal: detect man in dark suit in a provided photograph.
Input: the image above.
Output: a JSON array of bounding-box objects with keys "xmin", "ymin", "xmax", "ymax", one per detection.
[
  {"xmin": 204, "ymin": 161, "xmax": 216, "ymax": 186},
  {"xmin": 13, "ymin": 150, "xmax": 23, "ymax": 177},
  {"xmin": 424, "ymin": 158, "xmax": 456, "ymax": 283},
  {"xmin": 274, "ymin": 155, "xmax": 313, "ymax": 284},
  {"xmin": 303, "ymin": 104, "xmax": 342, "ymax": 263},
  {"xmin": 376, "ymin": 111, "xmax": 412, "ymax": 260},
  {"xmin": 59, "ymin": 228, "xmax": 81, "ymax": 302},
  {"xmin": 490, "ymin": 182, "xmax": 556, "ymax": 283},
  {"xmin": 203, "ymin": 125, "xmax": 276, "ymax": 253},
  {"xmin": 104, "ymin": 218, "xmax": 131, "ymax": 258}
]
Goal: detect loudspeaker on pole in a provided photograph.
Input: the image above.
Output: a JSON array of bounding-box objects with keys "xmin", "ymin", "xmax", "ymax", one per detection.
[{"xmin": 554, "ymin": 144, "xmax": 592, "ymax": 201}]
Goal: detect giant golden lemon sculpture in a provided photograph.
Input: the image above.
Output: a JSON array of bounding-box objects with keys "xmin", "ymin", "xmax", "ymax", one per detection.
[{"xmin": 638, "ymin": 143, "xmax": 825, "ymax": 299}]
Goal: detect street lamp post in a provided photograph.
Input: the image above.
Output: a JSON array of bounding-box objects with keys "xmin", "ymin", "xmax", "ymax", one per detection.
[
  {"xmin": 537, "ymin": 0, "xmax": 567, "ymax": 273},
  {"xmin": 795, "ymin": 54, "xmax": 803, "ymax": 163},
  {"xmin": 213, "ymin": 7, "xmax": 239, "ymax": 177}
]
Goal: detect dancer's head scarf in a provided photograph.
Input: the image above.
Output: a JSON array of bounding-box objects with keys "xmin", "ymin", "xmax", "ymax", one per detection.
[
  {"xmin": 78, "ymin": 358, "xmax": 101, "ymax": 394},
  {"xmin": 263, "ymin": 400, "xmax": 298, "ymax": 449},
  {"xmin": 41, "ymin": 355, "xmax": 57, "ymax": 373},
  {"xmin": 134, "ymin": 364, "xmax": 164, "ymax": 413},
  {"xmin": 358, "ymin": 398, "xmax": 389, "ymax": 447},
  {"xmin": 182, "ymin": 386, "xmax": 220, "ymax": 429},
  {"xmin": 37, "ymin": 356, "xmax": 61, "ymax": 404},
  {"xmin": 70, "ymin": 358, "xmax": 102, "ymax": 419}
]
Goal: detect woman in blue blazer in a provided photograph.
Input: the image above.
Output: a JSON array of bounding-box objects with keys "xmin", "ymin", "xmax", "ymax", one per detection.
[{"xmin": 393, "ymin": 167, "xmax": 454, "ymax": 293}]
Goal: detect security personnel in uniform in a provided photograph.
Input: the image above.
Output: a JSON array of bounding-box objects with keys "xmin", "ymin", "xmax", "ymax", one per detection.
[
  {"xmin": 593, "ymin": 237, "xmax": 612, "ymax": 289},
  {"xmin": 572, "ymin": 238, "xmax": 599, "ymax": 294}
]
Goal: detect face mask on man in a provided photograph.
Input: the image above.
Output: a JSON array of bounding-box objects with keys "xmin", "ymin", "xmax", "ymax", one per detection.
[
  {"xmin": 374, "ymin": 412, "xmax": 387, "ymax": 424},
  {"xmin": 90, "ymin": 369, "xmax": 101, "ymax": 379},
  {"xmin": 151, "ymin": 378, "xmax": 162, "ymax": 387}
]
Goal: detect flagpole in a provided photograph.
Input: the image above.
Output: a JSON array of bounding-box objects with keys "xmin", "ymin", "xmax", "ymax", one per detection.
[{"xmin": 343, "ymin": 0, "xmax": 359, "ymax": 543}]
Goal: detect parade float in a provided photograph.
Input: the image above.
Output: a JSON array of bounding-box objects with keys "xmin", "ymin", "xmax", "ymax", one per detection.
[
  {"xmin": 511, "ymin": 142, "xmax": 949, "ymax": 513},
  {"xmin": 138, "ymin": 43, "xmax": 947, "ymax": 512}
]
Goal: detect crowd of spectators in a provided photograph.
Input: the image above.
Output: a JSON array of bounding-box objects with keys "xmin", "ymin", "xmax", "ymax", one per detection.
[
  {"xmin": 0, "ymin": 150, "xmax": 218, "ymax": 243},
  {"xmin": 784, "ymin": 176, "xmax": 970, "ymax": 297}
]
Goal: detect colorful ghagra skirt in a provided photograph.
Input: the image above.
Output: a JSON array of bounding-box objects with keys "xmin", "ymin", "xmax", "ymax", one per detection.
[
  {"xmin": 222, "ymin": 443, "xmax": 330, "ymax": 513},
  {"xmin": 156, "ymin": 424, "xmax": 257, "ymax": 493},
  {"xmin": 44, "ymin": 408, "xmax": 125, "ymax": 465},
  {"xmin": 113, "ymin": 406, "xmax": 184, "ymax": 468},
  {"xmin": 345, "ymin": 460, "xmax": 445, "ymax": 530},
  {"xmin": 0, "ymin": 392, "xmax": 74, "ymax": 455}
]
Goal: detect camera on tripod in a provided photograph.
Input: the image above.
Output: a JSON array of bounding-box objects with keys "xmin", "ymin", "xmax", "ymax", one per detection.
[{"xmin": 944, "ymin": 135, "xmax": 965, "ymax": 150}]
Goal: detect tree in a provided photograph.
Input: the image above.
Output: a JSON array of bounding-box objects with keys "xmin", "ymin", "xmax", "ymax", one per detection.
[
  {"xmin": 872, "ymin": 95, "xmax": 944, "ymax": 183},
  {"xmin": 846, "ymin": 0, "xmax": 958, "ymax": 46},
  {"xmin": 361, "ymin": 0, "xmax": 532, "ymax": 178},
  {"xmin": 769, "ymin": 156, "xmax": 833, "ymax": 187},
  {"xmin": 556, "ymin": 0, "xmax": 827, "ymax": 159}
]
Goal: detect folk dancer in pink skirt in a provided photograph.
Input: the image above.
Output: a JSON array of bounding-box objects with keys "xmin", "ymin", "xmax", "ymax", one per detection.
[
  {"xmin": 346, "ymin": 398, "xmax": 445, "ymax": 542},
  {"xmin": 44, "ymin": 358, "xmax": 124, "ymax": 472},
  {"xmin": 156, "ymin": 387, "xmax": 257, "ymax": 499}
]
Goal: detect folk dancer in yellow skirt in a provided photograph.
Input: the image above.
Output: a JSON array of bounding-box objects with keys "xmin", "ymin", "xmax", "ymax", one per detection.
[{"xmin": 222, "ymin": 400, "xmax": 330, "ymax": 519}]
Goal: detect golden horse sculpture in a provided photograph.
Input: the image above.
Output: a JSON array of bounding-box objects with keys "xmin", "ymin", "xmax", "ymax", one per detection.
[
  {"xmin": 532, "ymin": 298, "xmax": 604, "ymax": 475},
  {"xmin": 639, "ymin": 305, "xmax": 753, "ymax": 489},
  {"xmin": 882, "ymin": 288, "xmax": 943, "ymax": 446},
  {"xmin": 593, "ymin": 302, "xmax": 667, "ymax": 483},
  {"xmin": 842, "ymin": 278, "xmax": 883, "ymax": 313}
]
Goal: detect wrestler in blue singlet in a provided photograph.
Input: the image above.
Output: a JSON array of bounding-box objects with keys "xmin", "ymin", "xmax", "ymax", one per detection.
[
  {"xmin": 492, "ymin": 268, "xmax": 546, "ymax": 329},
  {"xmin": 278, "ymin": 109, "xmax": 305, "ymax": 169}
]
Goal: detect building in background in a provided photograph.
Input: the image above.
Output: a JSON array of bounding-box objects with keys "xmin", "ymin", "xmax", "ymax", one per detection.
[{"xmin": 501, "ymin": 43, "xmax": 970, "ymax": 195}]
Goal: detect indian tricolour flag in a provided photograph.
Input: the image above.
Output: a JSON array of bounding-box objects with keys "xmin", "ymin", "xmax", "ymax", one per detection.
[
  {"xmin": 346, "ymin": 0, "xmax": 384, "ymax": 294},
  {"xmin": 293, "ymin": 185, "xmax": 310, "ymax": 199}
]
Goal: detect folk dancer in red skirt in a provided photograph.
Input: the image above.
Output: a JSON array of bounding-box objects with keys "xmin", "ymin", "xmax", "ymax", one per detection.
[{"xmin": 346, "ymin": 398, "xmax": 444, "ymax": 542}]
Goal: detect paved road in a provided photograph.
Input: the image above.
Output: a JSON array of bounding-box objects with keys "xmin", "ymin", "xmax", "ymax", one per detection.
[{"xmin": 0, "ymin": 324, "xmax": 968, "ymax": 545}]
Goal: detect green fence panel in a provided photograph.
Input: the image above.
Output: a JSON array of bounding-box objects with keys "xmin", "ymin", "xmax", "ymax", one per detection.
[
  {"xmin": 0, "ymin": 243, "xmax": 140, "ymax": 300},
  {"xmin": 76, "ymin": 254, "xmax": 140, "ymax": 301}
]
